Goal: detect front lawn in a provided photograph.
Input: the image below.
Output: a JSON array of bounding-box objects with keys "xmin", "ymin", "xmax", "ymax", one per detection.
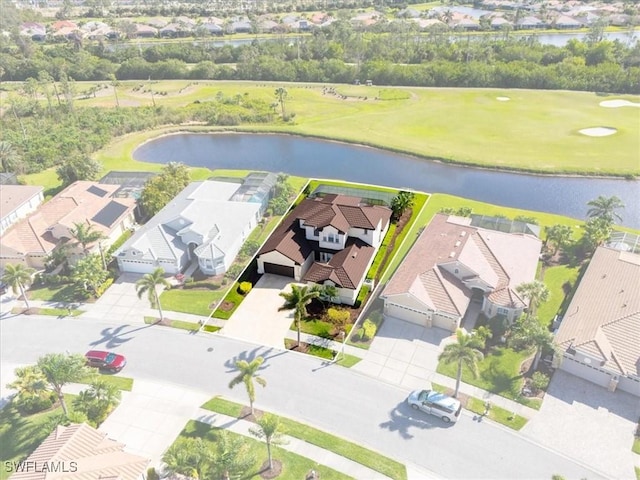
[
  {"xmin": 177, "ymin": 420, "xmax": 353, "ymax": 480},
  {"xmin": 436, "ymin": 346, "xmax": 540, "ymax": 408},
  {"xmin": 212, "ymin": 283, "xmax": 246, "ymax": 319},
  {"xmin": 78, "ymin": 373, "xmax": 134, "ymax": 391},
  {"xmin": 201, "ymin": 397, "xmax": 407, "ymax": 480},
  {"xmin": 633, "ymin": 437, "xmax": 640, "ymax": 454},
  {"xmin": 466, "ymin": 397, "xmax": 528, "ymax": 431},
  {"xmin": 27, "ymin": 284, "xmax": 81, "ymax": 303},
  {"xmin": 160, "ymin": 288, "xmax": 219, "ymax": 316},
  {"xmin": 0, "ymin": 394, "xmax": 76, "ymax": 480},
  {"xmin": 144, "ymin": 316, "xmax": 200, "ymax": 331}
]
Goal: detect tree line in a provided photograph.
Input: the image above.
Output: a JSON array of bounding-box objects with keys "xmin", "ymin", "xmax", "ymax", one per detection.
[{"xmin": 1, "ymin": 20, "xmax": 639, "ymax": 93}]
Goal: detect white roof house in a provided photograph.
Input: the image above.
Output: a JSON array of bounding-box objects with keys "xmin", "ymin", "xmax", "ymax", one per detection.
[{"xmin": 114, "ymin": 181, "xmax": 262, "ymax": 276}]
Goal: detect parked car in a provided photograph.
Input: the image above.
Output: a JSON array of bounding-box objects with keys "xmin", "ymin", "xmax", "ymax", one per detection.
[
  {"xmin": 85, "ymin": 350, "xmax": 127, "ymax": 373},
  {"xmin": 407, "ymin": 389, "xmax": 462, "ymax": 423}
]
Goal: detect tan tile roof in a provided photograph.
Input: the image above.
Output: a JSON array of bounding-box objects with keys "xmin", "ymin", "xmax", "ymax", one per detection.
[
  {"xmin": 0, "ymin": 185, "xmax": 43, "ymax": 216},
  {"xmin": 555, "ymin": 247, "xmax": 640, "ymax": 376},
  {"xmin": 383, "ymin": 214, "xmax": 540, "ymax": 314},
  {"xmin": 9, "ymin": 423, "xmax": 148, "ymax": 480},
  {"xmin": 1, "ymin": 181, "xmax": 136, "ymax": 256}
]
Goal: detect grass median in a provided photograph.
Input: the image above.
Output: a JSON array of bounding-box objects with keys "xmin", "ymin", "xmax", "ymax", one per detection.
[{"xmin": 202, "ymin": 396, "xmax": 407, "ymax": 480}]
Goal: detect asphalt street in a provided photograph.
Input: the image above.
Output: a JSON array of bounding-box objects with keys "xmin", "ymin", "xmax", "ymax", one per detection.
[{"xmin": 1, "ymin": 314, "xmax": 608, "ymax": 480}]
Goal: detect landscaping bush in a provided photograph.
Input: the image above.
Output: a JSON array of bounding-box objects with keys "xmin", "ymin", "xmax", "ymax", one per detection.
[
  {"xmin": 531, "ymin": 372, "xmax": 550, "ymax": 393},
  {"xmin": 237, "ymin": 281, "xmax": 252, "ymax": 295},
  {"xmin": 353, "ymin": 327, "xmax": 365, "ymax": 342},
  {"xmin": 362, "ymin": 319, "xmax": 377, "ymax": 341},
  {"xmin": 15, "ymin": 392, "xmax": 56, "ymax": 415},
  {"xmin": 147, "ymin": 468, "xmax": 160, "ymax": 480},
  {"xmin": 326, "ymin": 307, "xmax": 350, "ymax": 326},
  {"xmin": 95, "ymin": 277, "xmax": 114, "ymax": 297},
  {"xmin": 182, "ymin": 280, "xmax": 220, "ymax": 290},
  {"xmin": 488, "ymin": 315, "xmax": 509, "ymax": 341},
  {"xmin": 355, "ymin": 285, "xmax": 370, "ymax": 308}
]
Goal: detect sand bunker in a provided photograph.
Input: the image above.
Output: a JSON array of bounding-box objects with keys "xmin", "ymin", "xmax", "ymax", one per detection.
[
  {"xmin": 496, "ymin": 96, "xmax": 510, "ymax": 101},
  {"xmin": 579, "ymin": 127, "xmax": 617, "ymax": 137},
  {"xmin": 599, "ymin": 100, "xmax": 640, "ymax": 108}
]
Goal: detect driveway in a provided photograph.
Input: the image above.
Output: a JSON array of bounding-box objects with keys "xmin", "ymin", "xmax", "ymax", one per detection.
[
  {"xmin": 220, "ymin": 274, "xmax": 296, "ymax": 348},
  {"xmin": 99, "ymin": 379, "xmax": 210, "ymax": 465},
  {"xmin": 82, "ymin": 273, "xmax": 156, "ymax": 322},
  {"xmin": 352, "ymin": 315, "xmax": 453, "ymax": 390},
  {"xmin": 521, "ymin": 369, "xmax": 640, "ymax": 479}
]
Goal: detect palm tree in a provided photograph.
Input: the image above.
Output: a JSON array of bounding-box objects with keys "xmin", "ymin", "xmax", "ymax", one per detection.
[
  {"xmin": 279, "ymin": 284, "xmax": 320, "ymax": 348},
  {"xmin": 7, "ymin": 365, "xmax": 48, "ymax": 404},
  {"xmin": 37, "ymin": 353, "xmax": 91, "ymax": 416},
  {"xmin": 0, "ymin": 141, "xmax": 21, "ymax": 173},
  {"xmin": 249, "ymin": 413, "xmax": 287, "ymax": 471},
  {"xmin": 73, "ymin": 379, "xmax": 121, "ymax": 427},
  {"xmin": 516, "ymin": 280, "xmax": 550, "ymax": 320},
  {"xmin": 319, "ymin": 284, "xmax": 338, "ymax": 306},
  {"xmin": 274, "ymin": 87, "xmax": 288, "ymax": 118},
  {"xmin": 586, "ymin": 195, "xmax": 624, "ymax": 225},
  {"xmin": 228, "ymin": 356, "xmax": 267, "ymax": 415},
  {"xmin": 69, "ymin": 222, "xmax": 106, "ymax": 256},
  {"xmin": 544, "ymin": 224, "xmax": 573, "ymax": 256},
  {"xmin": 390, "ymin": 190, "xmax": 415, "ymax": 221},
  {"xmin": 508, "ymin": 316, "xmax": 555, "ymax": 371},
  {"xmin": 438, "ymin": 329, "xmax": 484, "ymax": 398},
  {"xmin": 163, "ymin": 437, "xmax": 214, "ymax": 479},
  {"xmin": 2, "ymin": 263, "xmax": 35, "ymax": 309},
  {"xmin": 135, "ymin": 267, "xmax": 170, "ymax": 321}
]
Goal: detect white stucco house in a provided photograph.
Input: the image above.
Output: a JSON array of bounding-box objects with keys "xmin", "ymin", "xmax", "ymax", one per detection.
[
  {"xmin": 256, "ymin": 194, "xmax": 392, "ymax": 306},
  {"xmin": 114, "ymin": 181, "xmax": 262, "ymax": 276},
  {"xmin": 381, "ymin": 214, "xmax": 542, "ymax": 332},
  {"xmin": 0, "ymin": 185, "xmax": 44, "ymax": 236},
  {"xmin": 554, "ymin": 246, "xmax": 640, "ymax": 396}
]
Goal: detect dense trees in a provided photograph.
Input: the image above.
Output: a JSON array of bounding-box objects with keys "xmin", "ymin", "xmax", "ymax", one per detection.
[
  {"xmin": 36, "ymin": 353, "xmax": 91, "ymax": 416},
  {"xmin": 139, "ymin": 162, "xmax": 190, "ymax": 217}
]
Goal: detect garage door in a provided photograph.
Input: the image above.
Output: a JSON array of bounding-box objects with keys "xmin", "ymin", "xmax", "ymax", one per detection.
[
  {"xmin": 263, "ymin": 263, "xmax": 294, "ymax": 277},
  {"xmin": 385, "ymin": 302, "xmax": 429, "ymax": 326},
  {"xmin": 560, "ymin": 356, "xmax": 612, "ymax": 388}
]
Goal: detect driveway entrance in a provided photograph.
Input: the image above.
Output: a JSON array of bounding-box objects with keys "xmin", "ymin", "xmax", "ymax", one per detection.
[{"xmin": 220, "ymin": 274, "xmax": 296, "ymax": 348}]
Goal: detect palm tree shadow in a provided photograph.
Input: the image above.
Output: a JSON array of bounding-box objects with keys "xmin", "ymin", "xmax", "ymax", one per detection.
[
  {"xmin": 89, "ymin": 323, "xmax": 156, "ymax": 349},
  {"xmin": 379, "ymin": 401, "xmax": 447, "ymax": 440},
  {"xmin": 225, "ymin": 346, "xmax": 279, "ymax": 373}
]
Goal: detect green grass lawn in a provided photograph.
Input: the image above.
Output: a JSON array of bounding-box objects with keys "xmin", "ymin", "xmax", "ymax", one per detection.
[
  {"xmin": 466, "ymin": 397, "xmax": 528, "ymax": 431},
  {"xmin": 144, "ymin": 316, "xmax": 200, "ymax": 331},
  {"xmin": 177, "ymin": 420, "xmax": 353, "ymax": 480},
  {"xmin": 212, "ymin": 284, "xmax": 246, "ymax": 319},
  {"xmin": 201, "ymin": 397, "xmax": 407, "ymax": 480},
  {"xmin": 30, "ymin": 307, "xmax": 83, "ymax": 317},
  {"xmin": 538, "ymin": 264, "xmax": 581, "ymax": 327},
  {"xmin": 78, "ymin": 373, "xmax": 134, "ymax": 391},
  {"xmin": 27, "ymin": 284, "xmax": 82, "ymax": 303},
  {"xmin": 160, "ymin": 288, "xmax": 218, "ymax": 316},
  {"xmin": 633, "ymin": 437, "xmax": 640, "ymax": 454},
  {"xmin": 0, "ymin": 394, "xmax": 76, "ymax": 480},
  {"xmin": 437, "ymin": 346, "xmax": 540, "ymax": 408}
]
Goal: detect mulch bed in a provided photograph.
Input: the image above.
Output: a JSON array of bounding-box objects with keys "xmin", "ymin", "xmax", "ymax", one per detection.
[
  {"xmin": 218, "ymin": 300, "xmax": 235, "ymax": 311},
  {"xmin": 259, "ymin": 460, "xmax": 283, "ymax": 479}
]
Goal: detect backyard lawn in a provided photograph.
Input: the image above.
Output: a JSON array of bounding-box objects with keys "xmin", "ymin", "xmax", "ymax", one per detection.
[{"xmin": 538, "ymin": 264, "xmax": 582, "ymax": 327}]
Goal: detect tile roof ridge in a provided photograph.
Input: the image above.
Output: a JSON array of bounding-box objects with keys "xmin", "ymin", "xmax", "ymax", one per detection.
[
  {"xmin": 27, "ymin": 215, "xmax": 48, "ymax": 253},
  {"xmin": 473, "ymin": 231, "xmax": 510, "ymax": 288},
  {"xmin": 601, "ymin": 309, "xmax": 640, "ymax": 327},
  {"xmin": 157, "ymin": 224, "xmax": 178, "ymax": 260},
  {"xmin": 434, "ymin": 266, "xmax": 462, "ymax": 316}
]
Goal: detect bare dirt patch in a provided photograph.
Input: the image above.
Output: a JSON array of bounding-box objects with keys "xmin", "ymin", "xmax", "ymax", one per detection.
[{"xmin": 579, "ymin": 126, "xmax": 617, "ymax": 137}]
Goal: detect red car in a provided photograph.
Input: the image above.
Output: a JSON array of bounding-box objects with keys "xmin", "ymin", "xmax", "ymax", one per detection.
[{"xmin": 85, "ymin": 350, "xmax": 127, "ymax": 373}]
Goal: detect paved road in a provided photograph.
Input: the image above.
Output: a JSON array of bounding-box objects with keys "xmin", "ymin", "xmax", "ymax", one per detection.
[{"xmin": 1, "ymin": 315, "xmax": 608, "ymax": 480}]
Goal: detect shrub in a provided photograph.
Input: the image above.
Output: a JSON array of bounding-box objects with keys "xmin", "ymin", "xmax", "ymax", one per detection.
[
  {"xmin": 225, "ymin": 264, "xmax": 244, "ymax": 280},
  {"xmin": 326, "ymin": 307, "xmax": 350, "ymax": 326},
  {"xmin": 353, "ymin": 327, "xmax": 365, "ymax": 342},
  {"xmin": 95, "ymin": 277, "xmax": 114, "ymax": 297},
  {"xmin": 362, "ymin": 319, "xmax": 377, "ymax": 341},
  {"xmin": 238, "ymin": 281, "xmax": 252, "ymax": 295},
  {"xmin": 355, "ymin": 285, "xmax": 370, "ymax": 308},
  {"xmin": 183, "ymin": 280, "xmax": 220, "ymax": 290},
  {"xmin": 15, "ymin": 391, "xmax": 56, "ymax": 415},
  {"xmin": 531, "ymin": 372, "xmax": 550, "ymax": 393},
  {"xmin": 147, "ymin": 468, "xmax": 160, "ymax": 480},
  {"xmin": 488, "ymin": 315, "xmax": 509, "ymax": 340}
]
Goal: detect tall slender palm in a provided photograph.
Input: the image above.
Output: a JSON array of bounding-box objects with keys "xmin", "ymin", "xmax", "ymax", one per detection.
[
  {"xmin": 516, "ymin": 280, "xmax": 550, "ymax": 320},
  {"xmin": 279, "ymin": 284, "xmax": 320, "ymax": 348},
  {"xmin": 438, "ymin": 329, "xmax": 484, "ymax": 398},
  {"xmin": 274, "ymin": 87, "xmax": 288, "ymax": 118},
  {"xmin": 228, "ymin": 356, "xmax": 267, "ymax": 415},
  {"xmin": 37, "ymin": 353, "xmax": 91, "ymax": 416},
  {"xmin": 135, "ymin": 267, "xmax": 170, "ymax": 321},
  {"xmin": 249, "ymin": 413, "xmax": 287, "ymax": 470},
  {"xmin": 2, "ymin": 263, "xmax": 35, "ymax": 309},
  {"xmin": 69, "ymin": 222, "xmax": 106, "ymax": 256},
  {"xmin": 586, "ymin": 195, "xmax": 624, "ymax": 225}
]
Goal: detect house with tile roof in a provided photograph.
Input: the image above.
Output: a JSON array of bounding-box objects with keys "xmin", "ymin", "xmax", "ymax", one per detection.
[
  {"xmin": 0, "ymin": 181, "xmax": 136, "ymax": 270},
  {"xmin": 0, "ymin": 185, "xmax": 43, "ymax": 236},
  {"xmin": 257, "ymin": 194, "xmax": 391, "ymax": 306},
  {"xmin": 381, "ymin": 214, "xmax": 541, "ymax": 332},
  {"xmin": 114, "ymin": 180, "xmax": 263, "ymax": 276},
  {"xmin": 9, "ymin": 423, "xmax": 148, "ymax": 480},
  {"xmin": 554, "ymin": 246, "xmax": 640, "ymax": 396}
]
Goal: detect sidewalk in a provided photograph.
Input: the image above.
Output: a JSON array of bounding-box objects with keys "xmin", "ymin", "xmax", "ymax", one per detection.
[{"xmin": 192, "ymin": 408, "xmax": 394, "ymax": 480}]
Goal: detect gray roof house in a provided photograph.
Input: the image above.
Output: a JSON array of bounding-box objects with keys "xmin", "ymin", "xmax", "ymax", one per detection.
[
  {"xmin": 554, "ymin": 246, "xmax": 640, "ymax": 396},
  {"xmin": 114, "ymin": 181, "xmax": 262, "ymax": 276}
]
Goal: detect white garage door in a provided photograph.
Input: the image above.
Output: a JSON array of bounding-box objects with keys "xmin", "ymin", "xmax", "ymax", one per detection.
[
  {"xmin": 385, "ymin": 302, "xmax": 430, "ymax": 326},
  {"xmin": 118, "ymin": 259, "xmax": 154, "ymax": 275},
  {"xmin": 560, "ymin": 356, "xmax": 612, "ymax": 389}
]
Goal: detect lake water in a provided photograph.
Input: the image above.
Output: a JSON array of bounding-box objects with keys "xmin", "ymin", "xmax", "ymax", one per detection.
[{"xmin": 133, "ymin": 133, "xmax": 640, "ymax": 228}]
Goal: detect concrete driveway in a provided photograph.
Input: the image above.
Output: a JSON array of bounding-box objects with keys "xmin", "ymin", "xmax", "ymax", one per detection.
[
  {"xmin": 220, "ymin": 274, "xmax": 297, "ymax": 348},
  {"xmin": 521, "ymin": 369, "xmax": 640, "ymax": 479},
  {"xmin": 82, "ymin": 273, "xmax": 155, "ymax": 322}
]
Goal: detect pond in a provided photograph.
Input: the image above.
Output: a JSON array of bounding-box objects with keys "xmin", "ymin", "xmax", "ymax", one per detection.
[{"xmin": 133, "ymin": 133, "xmax": 640, "ymax": 228}]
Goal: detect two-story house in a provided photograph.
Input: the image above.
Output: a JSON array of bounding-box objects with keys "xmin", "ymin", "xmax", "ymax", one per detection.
[
  {"xmin": 382, "ymin": 214, "xmax": 542, "ymax": 332},
  {"xmin": 256, "ymin": 194, "xmax": 392, "ymax": 305}
]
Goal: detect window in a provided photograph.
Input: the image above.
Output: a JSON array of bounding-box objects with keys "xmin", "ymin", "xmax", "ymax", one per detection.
[
  {"xmin": 319, "ymin": 252, "xmax": 333, "ymax": 263},
  {"xmin": 497, "ymin": 307, "xmax": 509, "ymax": 315},
  {"xmin": 324, "ymin": 233, "xmax": 338, "ymax": 243}
]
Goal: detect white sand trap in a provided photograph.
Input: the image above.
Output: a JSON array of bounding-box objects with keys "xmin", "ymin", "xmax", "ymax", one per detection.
[
  {"xmin": 599, "ymin": 99, "xmax": 640, "ymax": 108},
  {"xmin": 496, "ymin": 96, "xmax": 510, "ymax": 101},
  {"xmin": 579, "ymin": 127, "xmax": 617, "ymax": 137}
]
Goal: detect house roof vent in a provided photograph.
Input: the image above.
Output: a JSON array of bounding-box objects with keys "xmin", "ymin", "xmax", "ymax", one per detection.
[
  {"xmin": 460, "ymin": 231, "xmax": 466, "ymax": 237},
  {"xmin": 455, "ymin": 241, "xmax": 461, "ymax": 247},
  {"xmin": 449, "ymin": 251, "xmax": 456, "ymax": 258}
]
